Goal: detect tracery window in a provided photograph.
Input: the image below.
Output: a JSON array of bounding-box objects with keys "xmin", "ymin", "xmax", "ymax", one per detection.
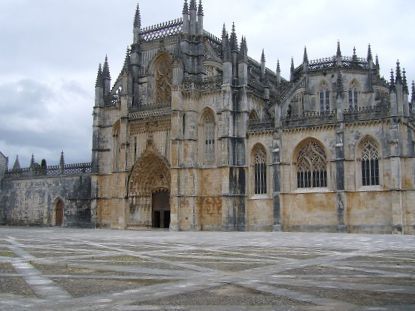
[
  {"xmin": 253, "ymin": 146, "xmax": 267, "ymax": 194},
  {"xmin": 202, "ymin": 111, "xmax": 215, "ymax": 165},
  {"xmin": 297, "ymin": 140, "xmax": 327, "ymax": 188},
  {"xmin": 361, "ymin": 139, "xmax": 380, "ymax": 186},
  {"xmin": 319, "ymin": 83, "xmax": 330, "ymax": 113}
]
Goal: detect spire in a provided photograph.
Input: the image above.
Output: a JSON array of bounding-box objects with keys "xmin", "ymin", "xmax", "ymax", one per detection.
[
  {"xmin": 290, "ymin": 57, "xmax": 295, "ymax": 82},
  {"xmin": 30, "ymin": 154, "xmax": 35, "ymax": 168},
  {"xmin": 60, "ymin": 151, "xmax": 65, "ymax": 167},
  {"xmin": 230, "ymin": 22, "xmax": 238, "ymax": 51},
  {"xmin": 182, "ymin": 0, "xmax": 189, "ymax": 14},
  {"xmin": 276, "ymin": 59, "xmax": 281, "ymax": 85},
  {"xmin": 367, "ymin": 44, "xmax": 373, "ymax": 62},
  {"xmin": 197, "ymin": 0, "xmax": 203, "ymax": 15},
  {"xmin": 189, "ymin": 0, "xmax": 196, "ymax": 10},
  {"xmin": 336, "ymin": 41, "xmax": 342, "ymax": 58},
  {"xmin": 352, "ymin": 47, "xmax": 357, "ymax": 62},
  {"xmin": 395, "ymin": 60, "xmax": 402, "ymax": 84},
  {"xmin": 260, "ymin": 49, "xmax": 266, "ymax": 80},
  {"xmin": 122, "ymin": 47, "xmax": 130, "ymax": 73},
  {"xmin": 95, "ymin": 63, "xmax": 103, "ymax": 88},
  {"xmin": 12, "ymin": 156, "xmax": 20, "ymax": 171},
  {"xmin": 222, "ymin": 23, "xmax": 227, "ymax": 39},
  {"xmin": 102, "ymin": 55, "xmax": 111, "ymax": 80},
  {"xmin": 222, "ymin": 31, "xmax": 231, "ymax": 62},
  {"xmin": 239, "ymin": 36, "xmax": 248, "ymax": 62},
  {"xmin": 134, "ymin": 3, "xmax": 141, "ymax": 29},
  {"xmin": 403, "ymin": 68, "xmax": 408, "ymax": 94},
  {"xmin": 390, "ymin": 69, "xmax": 395, "ymax": 91},
  {"xmin": 375, "ymin": 55, "xmax": 380, "ymax": 70},
  {"xmin": 303, "ymin": 46, "xmax": 309, "ymax": 64}
]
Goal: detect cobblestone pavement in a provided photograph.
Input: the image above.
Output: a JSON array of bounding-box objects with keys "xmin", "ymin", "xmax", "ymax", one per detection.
[{"xmin": 0, "ymin": 227, "xmax": 415, "ymax": 310}]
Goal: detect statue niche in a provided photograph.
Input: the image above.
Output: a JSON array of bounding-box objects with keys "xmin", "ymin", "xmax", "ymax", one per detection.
[{"xmin": 153, "ymin": 54, "xmax": 172, "ymax": 107}]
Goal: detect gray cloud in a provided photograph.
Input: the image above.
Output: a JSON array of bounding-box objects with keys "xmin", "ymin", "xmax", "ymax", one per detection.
[{"xmin": 0, "ymin": 0, "xmax": 414, "ymax": 168}]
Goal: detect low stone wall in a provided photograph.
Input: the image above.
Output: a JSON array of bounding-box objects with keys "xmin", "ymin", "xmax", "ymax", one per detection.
[{"xmin": 0, "ymin": 174, "xmax": 92, "ymax": 227}]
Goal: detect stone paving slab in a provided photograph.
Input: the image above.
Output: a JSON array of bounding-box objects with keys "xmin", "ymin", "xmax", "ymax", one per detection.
[{"xmin": 0, "ymin": 227, "xmax": 414, "ymax": 310}]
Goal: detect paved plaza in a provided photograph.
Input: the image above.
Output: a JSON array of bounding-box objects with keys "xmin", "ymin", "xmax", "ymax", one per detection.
[{"xmin": 0, "ymin": 227, "xmax": 415, "ymax": 310}]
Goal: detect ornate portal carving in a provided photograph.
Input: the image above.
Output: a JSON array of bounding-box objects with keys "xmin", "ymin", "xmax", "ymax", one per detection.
[{"xmin": 154, "ymin": 55, "xmax": 172, "ymax": 106}]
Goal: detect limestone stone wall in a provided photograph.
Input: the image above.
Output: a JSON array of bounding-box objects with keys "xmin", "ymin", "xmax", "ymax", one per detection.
[
  {"xmin": 277, "ymin": 123, "xmax": 415, "ymax": 234},
  {"xmin": 0, "ymin": 152, "xmax": 7, "ymax": 179},
  {"xmin": 0, "ymin": 175, "xmax": 92, "ymax": 227},
  {"xmin": 281, "ymin": 192, "xmax": 337, "ymax": 232}
]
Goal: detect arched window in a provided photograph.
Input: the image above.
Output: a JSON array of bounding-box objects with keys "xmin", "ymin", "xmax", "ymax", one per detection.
[
  {"xmin": 253, "ymin": 145, "xmax": 267, "ymax": 194},
  {"xmin": 297, "ymin": 140, "xmax": 327, "ymax": 188},
  {"xmin": 319, "ymin": 82, "xmax": 330, "ymax": 113},
  {"xmin": 202, "ymin": 110, "xmax": 215, "ymax": 165},
  {"xmin": 348, "ymin": 81, "xmax": 359, "ymax": 108},
  {"xmin": 360, "ymin": 138, "xmax": 380, "ymax": 186}
]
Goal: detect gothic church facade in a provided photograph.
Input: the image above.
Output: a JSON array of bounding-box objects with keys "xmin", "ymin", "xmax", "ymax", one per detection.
[{"xmin": 1, "ymin": 1, "xmax": 415, "ymax": 234}]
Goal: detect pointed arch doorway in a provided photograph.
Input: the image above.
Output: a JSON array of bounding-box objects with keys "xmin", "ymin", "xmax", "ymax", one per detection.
[
  {"xmin": 128, "ymin": 144, "xmax": 171, "ymax": 229},
  {"xmin": 54, "ymin": 199, "xmax": 64, "ymax": 227}
]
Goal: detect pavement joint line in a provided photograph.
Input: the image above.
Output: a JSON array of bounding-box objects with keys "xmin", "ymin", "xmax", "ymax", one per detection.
[
  {"xmin": 1, "ymin": 228, "xmax": 415, "ymax": 311},
  {"xmin": 234, "ymin": 281, "xmax": 357, "ymax": 309},
  {"xmin": 77, "ymin": 239, "xmax": 221, "ymax": 274},
  {"xmin": 6, "ymin": 237, "xmax": 72, "ymax": 300}
]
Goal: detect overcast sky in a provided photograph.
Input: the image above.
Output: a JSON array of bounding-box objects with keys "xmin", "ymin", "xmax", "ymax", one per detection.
[{"xmin": 0, "ymin": 0, "xmax": 414, "ymax": 168}]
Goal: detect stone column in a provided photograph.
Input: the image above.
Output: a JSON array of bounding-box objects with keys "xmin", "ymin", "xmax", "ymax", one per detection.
[
  {"xmin": 335, "ymin": 127, "xmax": 347, "ymax": 232},
  {"xmin": 272, "ymin": 134, "xmax": 282, "ymax": 231}
]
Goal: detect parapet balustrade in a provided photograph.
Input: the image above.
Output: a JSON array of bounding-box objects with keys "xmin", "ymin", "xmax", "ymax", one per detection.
[{"xmin": 4, "ymin": 162, "xmax": 92, "ymax": 179}]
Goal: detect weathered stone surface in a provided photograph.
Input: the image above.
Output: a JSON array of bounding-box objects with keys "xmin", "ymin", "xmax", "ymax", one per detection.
[
  {"xmin": 0, "ymin": 175, "xmax": 91, "ymax": 227},
  {"xmin": 1, "ymin": 2, "xmax": 415, "ymax": 234}
]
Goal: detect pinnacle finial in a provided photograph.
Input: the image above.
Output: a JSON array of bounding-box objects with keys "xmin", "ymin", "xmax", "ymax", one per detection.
[
  {"xmin": 352, "ymin": 47, "xmax": 357, "ymax": 61},
  {"xmin": 134, "ymin": 3, "xmax": 141, "ymax": 28},
  {"xmin": 95, "ymin": 63, "xmax": 103, "ymax": 88},
  {"xmin": 336, "ymin": 41, "xmax": 342, "ymax": 58},
  {"xmin": 222, "ymin": 31, "xmax": 231, "ymax": 62},
  {"xmin": 103, "ymin": 55, "xmax": 111, "ymax": 80},
  {"xmin": 276, "ymin": 59, "xmax": 281, "ymax": 73},
  {"xmin": 239, "ymin": 36, "xmax": 248, "ymax": 62},
  {"xmin": 367, "ymin": 44, "xmax": 373, "ymax": 61},
  {"xmin": 12, "ymin": 155, "xmax": 20, "ymax": 171},
  {"xmin": 303, "ymin": 46, "xmax": 308, "ymax": 64},
  {"xmin": 189, "ymin": 0, "xmax": 196, "ymax": 10},
  {"xmin": 182, "ymin": 0, "xmax": 189, "ymax": 14},
  {"xmin": 390, "ymin": 69, "xmax": 395, "ymax": 91},
  {"xmin": 395, "ymin": 60, "xmax": 402, "ymax": 83},
  {"xmin": 403, "ymin": 68, "xmax": 408, "ymax": 94},
  {"xmin": 198, "ymin": 0, "xmax": 203, "ymax": 15},
  {"xmin": 222, "ymin": 23, "xmax": 227, "ymax": 38},
  {"xmin": 375, "ymin": 55, "xmax": 379, "ymax": 69},
  {"xmin": 122, "ymin": 47, "xmax": 130, "ymax": 73},
  {"xmin": 290, "ymin": 57, "xmax": 295, "ymax": 81},
  {"xmin": 60, "ymin": 151, "xmax": 65, "ymax": 167},
  {"xmin": 261, "ymin": 49, "xmax": 266, "ymax": 63},
  {"xmin": 30, "ymin": 154, "xmax": 35, "ymax": 167},
  {"xmin": 230, "ymin": 22, "xmax": 238, "ymax": 51}
]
